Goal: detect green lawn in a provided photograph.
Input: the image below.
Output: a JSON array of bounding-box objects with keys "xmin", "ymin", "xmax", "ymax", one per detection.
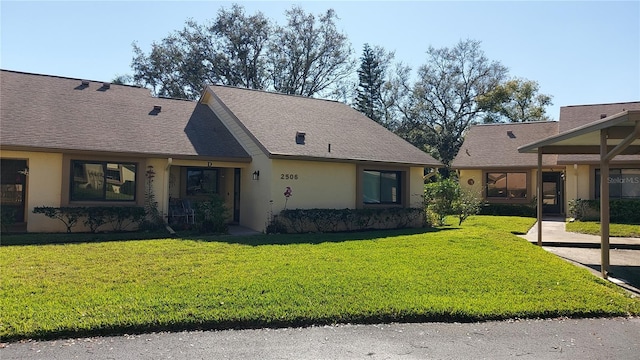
[
  {"xmin": 1, "ymin": 216, "xmax": 638, "ymax": 341},
  {"xmin": 566, "ymin": 221, "xmax": 640, "ymax": 238}
]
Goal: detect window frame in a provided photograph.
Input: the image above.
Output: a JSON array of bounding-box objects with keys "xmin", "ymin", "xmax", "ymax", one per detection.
[
  {"xmin": 362, "ymin": 169, "xmax": 402, "ymax": 205},
  {"xmin": 62, "ymin": 155, "xmax": 143, "ymax": 206},
  {"xmin": 595, "ymin": 168, "xmax": 640, "ymax": 199},
  {"xmin": 485, "ymin": 171, "xmax": 528, "ymax": 200},
  {"xmin": 185, "ymin": 167, "xmax": 219, "ymax": 197},
  {"xmin": 70, "ymin": 160, "xmax": 138, "ymax": 202}
]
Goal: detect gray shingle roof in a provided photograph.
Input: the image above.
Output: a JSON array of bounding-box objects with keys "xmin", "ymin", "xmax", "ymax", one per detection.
[
  {"xmin": 208, "ymin": 85, "xmax": 441, "ymax": 166},
  {"xmin": 451, "ymin": 121, "xmax": 560, "ymax": 169},
  {"xmin": 0, "ymin": 70, "xmax": 250, "ymax": 161},
  {"xmin": 557, "ymin": 101, "xmax": 640, "ymax": 164}
]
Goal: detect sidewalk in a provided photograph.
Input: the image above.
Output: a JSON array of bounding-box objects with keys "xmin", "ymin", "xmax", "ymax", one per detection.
[{"xmin": 518, "ymin": 217, "xmax": 640, "ymax": 295}]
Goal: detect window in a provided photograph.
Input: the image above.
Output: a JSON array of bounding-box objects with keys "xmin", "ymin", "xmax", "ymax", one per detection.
[
  {"xmin": 71, "ymin": 161, "xmax": 137, "ymax": 201},
  {"xmin": 595, "ymin": 169, "xmax": 640, "ymax": 199},
  {"xmin": 186, "ymin": 168, "xmax": 218, "ymax": 196},
  {"xmin": 486, "ymin": 172, "xmax": 527, "ymax": 199},
  {"xmin": 363, "ymin": 170, "xmax": 401, "ymax": 204}
]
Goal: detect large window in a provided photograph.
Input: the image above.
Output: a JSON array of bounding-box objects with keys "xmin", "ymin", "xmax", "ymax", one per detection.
[
  {"xmin": 363, "ymin": 170, "xmax": 401, "ymax": 204},
  {"xmin": 186, "ymin": 168, "xmax": 218, "ymax": 196},
  {"xmin": 595, "ymin": 168, "xmax": 640, "ymax": 199},
  {"xmin": 486, "ymin": 172, "xmax": 527, "ymax": 199},
  {"xmin": 71, "ymin": 161, "xmax": 137, "ymax": 201}
]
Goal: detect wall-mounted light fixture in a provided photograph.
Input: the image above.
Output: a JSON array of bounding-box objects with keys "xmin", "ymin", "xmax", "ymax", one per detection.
[
  {"xmin": 18, "ymin": 167, "xmax": 29, "ymax": 176},
  {"xmin": 252, "ymin": 170, "xmax": 260, "ymax": 180}
]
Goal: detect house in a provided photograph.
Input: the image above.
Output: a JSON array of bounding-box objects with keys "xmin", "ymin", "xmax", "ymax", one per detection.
[
  {"xmin": 0, "ymin": 70, "xmax": 440, "ymax": 233},
  {"xmin": 452, "ymin": 101, "xmax": 640, "ymax": 215}
]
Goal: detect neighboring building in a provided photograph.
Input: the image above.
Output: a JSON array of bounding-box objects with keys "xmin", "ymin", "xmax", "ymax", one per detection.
[
  {"xmin": 452, "ymin": 101, "xmax": 640, "ymax": 215},
  {"xmin": 0, "ymin": 70, "xmax": 440, "ymax": 233}
]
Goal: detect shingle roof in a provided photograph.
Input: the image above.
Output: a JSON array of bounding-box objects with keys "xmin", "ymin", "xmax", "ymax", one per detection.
[
  {"xmin": 557, "ymin": 101, "xmax": 640, "ymax": 164},
  {"xmin": 0, "ymin": 70, "xmax": 250, "ymax": 161},
  {"xmin": 207, "ymin": 85, "xmax": 441, "ymax": 166},
  {"xmin": 451, "ymin": 121, "xmax": 559, "ymax": 169}
]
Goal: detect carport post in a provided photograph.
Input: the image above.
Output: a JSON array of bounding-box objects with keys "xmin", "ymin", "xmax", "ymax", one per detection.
[
  {"xmin": 600, "ymin": 130, "xmax": 610, "ymax": 279},
  {"xmin": 537, "ymin": 148, "xmax": 543, "ymax": 246}
]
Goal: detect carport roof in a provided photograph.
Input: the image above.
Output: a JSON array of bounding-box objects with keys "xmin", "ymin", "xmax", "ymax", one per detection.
[{"xmin": 518, "ymin": 110, "xmax": 640, "ymax": 155}]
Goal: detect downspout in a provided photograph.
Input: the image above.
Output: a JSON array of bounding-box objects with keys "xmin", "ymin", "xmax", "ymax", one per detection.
[{"xmin": 163, "ymin": 158, "xmax": 172, "ymax": 224}]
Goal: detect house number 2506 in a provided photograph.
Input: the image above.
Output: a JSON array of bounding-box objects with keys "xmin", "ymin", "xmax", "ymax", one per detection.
[{"xmin": 281, "ymin": 173, "xmax": 299, "ymax": 180}]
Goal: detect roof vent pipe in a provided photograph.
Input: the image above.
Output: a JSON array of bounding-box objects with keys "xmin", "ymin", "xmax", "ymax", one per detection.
[
  {"xmin": 153, "ymin": 105, "xmax": 162, "ymax": 112},
  {"xmin": 81, "ymin": 80, "xmax": 90, "ymax": 86},
  {"xmin": 102, "ymin": 82, "xmax": 111, "ymax": 89},
  {"xmin": 600, "ymin": 114, "xmax": 607, "ymax": 119}
]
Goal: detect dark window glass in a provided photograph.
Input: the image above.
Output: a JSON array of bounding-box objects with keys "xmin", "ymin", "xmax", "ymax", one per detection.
[
  {"xmin": 71, "ymin": 161, "xmax": 136, "ymax": 201},
  {"xmin": 486, "ymin": 172, "xmax": 527, "ymax": 199},
  {"xmin": 186, "ymin": 168, "xmax": 218, "ymax": 196},
  {"xmin": 595, "ymin": 169, "xmax": 640, "ymax": 199},
  {"xmin": 363, "ymin": 170, "xmax": 401, "ymax": 204}
]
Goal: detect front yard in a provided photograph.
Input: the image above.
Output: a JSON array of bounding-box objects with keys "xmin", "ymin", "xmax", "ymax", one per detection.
[{"xmin": 1, "ymin": 216, "xmax": 638, "ymax": 341}]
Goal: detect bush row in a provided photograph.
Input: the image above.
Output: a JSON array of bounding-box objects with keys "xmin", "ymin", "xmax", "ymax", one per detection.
[
  {"xmin": 267, "ymin": 208, "xmax": 426, "ymax": 234},
  {"xmin": 32, "ymin": 206, "xmax": 146, "ymax": 233},
  {"xmin": 568, "ymin": 199, "xmax": 640, "ymax": 224},
  {"xmin": 478, "ymin": 203, "xmax": 537, "ymax": 217}
]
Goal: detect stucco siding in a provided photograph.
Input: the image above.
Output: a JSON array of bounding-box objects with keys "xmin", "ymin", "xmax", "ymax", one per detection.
[
  {"xmin": 459, "ymin": 169, "xmax": 484, "ymax": 197},
  {"xmin": 2, "ymin": 151, "xmax": 65, "ymax": 232},
  {"xmin": 409, "ymin": 167, "xmax": 427, "ymax": 207},
  {"xmin": 270, "ymin": 159, "xmax": 356, "ymax": 213}
]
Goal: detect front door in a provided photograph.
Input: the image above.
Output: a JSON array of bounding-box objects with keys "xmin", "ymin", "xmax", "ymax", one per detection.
[
  {"xmin": 1, "ymin": 159, "xmax": 27, "ymax": 223},
  {"xmin": 542, "ymin": 172, "xmax": 562, "ymax": 214}
]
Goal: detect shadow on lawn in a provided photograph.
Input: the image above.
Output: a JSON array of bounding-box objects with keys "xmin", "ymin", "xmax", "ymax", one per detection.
[
  {"xmin": 183, "ymin": 227, "xmax": 456, "ymax": 246},
  {"xmin": 1, "ymin": 227, "xmax": 456, "ymax": 247}
]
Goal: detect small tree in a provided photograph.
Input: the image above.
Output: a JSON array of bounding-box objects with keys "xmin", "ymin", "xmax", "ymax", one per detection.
[
  {"xmin": 425, "ymin": 178, "xmax": 481, "ymax": 226},
  {"xmin": 452, "ymin": 188, "xmax": 482, "ymax": 225},
  {"xmin": 424, "ymin": 178, "xmax": 459, "ymax": 226}
]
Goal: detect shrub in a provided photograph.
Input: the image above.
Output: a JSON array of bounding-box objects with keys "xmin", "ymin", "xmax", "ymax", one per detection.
[
  {"xmin": 33, "ymin": 206, "xmax": 146, "ymax": 233},
  {"xmin": 268, "ymin": 208, "xmax": 425, "ymax": 234},
  {"xmin": 424, "ymin": 178, "xmax": 459, "ymax": 226},
  {"xmin": 452, "ymin": 188, "xmax": 483, "ymax": 225},
  {"xmin": 193, "ymin": 195, "xmax": 228, "ymax": 234},
  {"xmin": 569, "ymin": 199, "xmax": 640, "ymax": 223},
  {"xmin": 0, "ymin": 207, "xmax": 16, "ymax": 232},
  {"xmin": 32, "ymin": 207, "xmax": 85, "ymax": 233},
  {"xmin": 478, "ymin": 203, "xmax": 536, "ymax": 217}
]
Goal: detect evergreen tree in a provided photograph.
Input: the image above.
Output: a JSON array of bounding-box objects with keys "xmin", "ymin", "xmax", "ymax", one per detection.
[
  {"xmin": 354, "ymin": 44, "xmax": 395, "ymax": 128},
  {"xmin": 355, "ymin": 44, "xmax": 384, "ymax": 122}
]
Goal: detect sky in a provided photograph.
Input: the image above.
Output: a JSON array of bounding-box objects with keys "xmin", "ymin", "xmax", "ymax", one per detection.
[{"xmin": 1, "ymin": 1, "xmax": 639, "ymax": 119}]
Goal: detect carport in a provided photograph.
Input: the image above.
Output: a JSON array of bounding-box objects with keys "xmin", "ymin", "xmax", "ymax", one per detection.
[{"xmin": 518, "ymin": 110, "xmax": 640, "ymax": 279}]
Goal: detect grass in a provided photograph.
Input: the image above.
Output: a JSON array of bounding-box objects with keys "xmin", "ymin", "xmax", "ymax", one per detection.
[
  {"xmin": 1, "ymin": 216, "xmax": 638, "ymax": 342},
  {"xmin": 566, "ymin": 221, "xmax": 640, "ymax": 238}
]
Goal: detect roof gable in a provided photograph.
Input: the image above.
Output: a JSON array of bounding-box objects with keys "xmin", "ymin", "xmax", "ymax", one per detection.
[
  {"xmin": 452, "ymin": 121, "xmax": 559, "ymax": 169},
  {"xmin": 557, "ymin": 101, "xmax": 640, "ymax": 163},
  {"xmin": 205, "ymin": 85, "xmax": 441, "ymax": 166},
  {"xmin": 0, "ymin": 70, "xmax": 250, "ymax": 160}
]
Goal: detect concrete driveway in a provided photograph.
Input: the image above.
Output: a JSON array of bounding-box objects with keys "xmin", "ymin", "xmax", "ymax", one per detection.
[{"xmin": 519, "ymin": 217, "xmax": 640, "ymax": 295}]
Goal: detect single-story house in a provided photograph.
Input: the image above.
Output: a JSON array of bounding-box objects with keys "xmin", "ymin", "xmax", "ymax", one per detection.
[
  {"xmin": 0, "ymin": 70, "xmax": 441, "ymax": 233},
  {"xmin": 452, "ymin": 101, "xmax": 640, "ymax": 215}
]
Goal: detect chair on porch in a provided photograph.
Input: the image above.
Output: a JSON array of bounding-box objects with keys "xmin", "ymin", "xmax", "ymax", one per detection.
[{"xmin": 169, "ymin": 198, "xmax": 195, "ymax": 225}]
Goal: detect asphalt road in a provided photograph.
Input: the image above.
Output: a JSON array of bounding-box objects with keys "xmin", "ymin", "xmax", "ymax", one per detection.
[{"xmin": 2, "ymin": 317, "xmax": 639, "ymax": 360}]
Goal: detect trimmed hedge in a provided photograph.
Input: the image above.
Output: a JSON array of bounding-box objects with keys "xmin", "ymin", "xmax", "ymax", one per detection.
[
  {"xmin": 267, "ymin": 208, "xmax": 426, "ymax": 234},
  {"xmin": 568, "ymin": 199, "xmax": 640, "ymax": 224},
  {"xmin": 32, "ymin": 206, "xmax": 145, "ymax": 233},
  {"xmin": 478, "ymin": 203, "xmax": 536, "ymax": 217}
]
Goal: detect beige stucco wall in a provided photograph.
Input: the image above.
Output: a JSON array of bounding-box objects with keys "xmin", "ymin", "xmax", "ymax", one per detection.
[
  {"xmin": 409, "ymin": 167, "xmax": 427, "ymax": 207},
  {"xmin": 564, "ymin": 164, "xmax": 590, "ymax": 206},
  {"xmin": 458, "ymin": 169, "xmax": 484, "ymax": 197},
  {"xmin": 270, "ymin": 159, "xmax": 357, "ymax": 212},
  {"xmin": 1, "ymin": 150, "xmax": 65, "ymax": 232}
]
